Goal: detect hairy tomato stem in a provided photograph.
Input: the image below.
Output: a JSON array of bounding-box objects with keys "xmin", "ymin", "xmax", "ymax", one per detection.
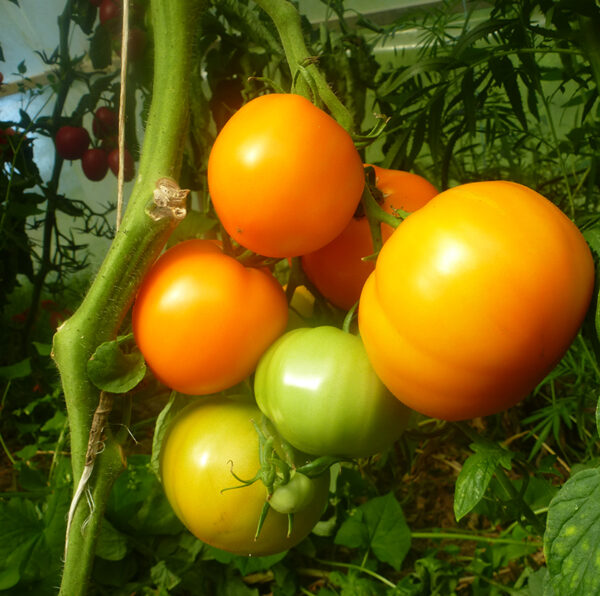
[
  {"xmin": 53, "ymin": 1, "xmax": 201, "ymax": 594},
  {"xmin": 252, "ymin": 0, "xmax": 355, "ymax": 132}
]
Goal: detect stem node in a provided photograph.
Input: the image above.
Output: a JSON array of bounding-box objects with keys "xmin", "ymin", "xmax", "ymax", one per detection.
[{"xmin": 147, "ymin": 177, "xmax": 189, "ymax": 222}]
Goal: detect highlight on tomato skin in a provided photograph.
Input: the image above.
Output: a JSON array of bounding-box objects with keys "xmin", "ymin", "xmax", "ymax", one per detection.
[
  {"xmin": 207, "ymin": 93, "xmax": 365, "ymax": 258},
  {"xmin": 131, "ymin": 239, "xmax": 288, "ymax": 396},
  {"xmin": 301, "ymin": 166, "xmax": 438, "ymax": 310},
  {"xmin": 358, "ymin": 180, "xmax": 596, "ymax": 422},
  {"xmin": 254, "ymin": 325, "xmax": 412, "ymax": 458}
]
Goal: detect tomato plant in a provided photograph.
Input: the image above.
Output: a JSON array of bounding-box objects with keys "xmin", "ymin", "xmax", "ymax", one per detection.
[
  {"xmin": 359, "ymin": 180, "xmax": 595, "ymax": 421},
  {"xmin": 302, "ymin": 166, "xmax": 438, "ymax": 310},
  {"xmin": 132, "ymin": 239, "xmax": 288, "ymax": 395},
  {"xmin": 207, "ymin": 93, "xmax": 365, "ymax": 258},
  {"xmin": 254, "ymin": 325, "xmax": 411, "ymax": 457},
  {"xmin": 55, "ymin": 125, "xmax": 90, "ymax": 160},
  {"xmin": 160, "ymin": 396, "xmax": 329, "ymax": 556},
  {"xmin": 107, "ymin": 147, "xmax": 135, "ymax": 181},
  {"xmin": 81, "ymin": 148, "xmax": 109, "ymax": 181}
]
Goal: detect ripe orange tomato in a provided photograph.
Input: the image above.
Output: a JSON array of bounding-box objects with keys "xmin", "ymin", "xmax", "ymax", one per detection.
[
  {"xmin": 207, "ymin": 93, "xmax": 365, "ymax": 258},
  {"xmin": 160, "ymin": 396, "xmax": 329, "ymax": 556},
  {"xmin": 132, "ymin": 239, "xmax": 288, "ymax": 395},
  {"xmin": 359, "ymin": 180, "xmax": 595, "ymax": 421},
  {"xmin": 302, "ymin": 166, "xmax": 437, "ymax": 310}
]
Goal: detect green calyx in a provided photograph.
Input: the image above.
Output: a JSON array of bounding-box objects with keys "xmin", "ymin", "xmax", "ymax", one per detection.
[{"xmin": 222, "ymin": 415, "xmax": 340, "ymax": 539}]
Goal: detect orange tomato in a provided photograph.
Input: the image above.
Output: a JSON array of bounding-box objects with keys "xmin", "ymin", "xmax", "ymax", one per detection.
[
  {"xmin": 132, "ymin": 239, "xmax": 288, "ymax": 395},
  {"xmin": 302, "ymin": 166, "xmax": 438, "ymax": 310},
  {"xmin": 207, "ymin": 93, "xmax": 364, "ymax": 258},
  {"xmin": 359, "ymin": 180, "xmax": 595, "ymax": 421}
]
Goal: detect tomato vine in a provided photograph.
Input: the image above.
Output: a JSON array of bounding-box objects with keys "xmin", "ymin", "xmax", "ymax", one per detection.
[{"xmin": 52, "ymin": 1, "xmax": 199, "ymax": 593}]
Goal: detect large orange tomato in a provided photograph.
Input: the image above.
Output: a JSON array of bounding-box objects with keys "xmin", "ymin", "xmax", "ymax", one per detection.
[
  {"xmin": 207, "ymin": 93, "xmax": 364, "ymax": 258},
  {"xmin": 132, "ymin": 239, "xmax": 288, "ymax": 395},
  {"xmin": 359, "ymin": 180, "xmax": 595, "ymax": 421},
  {"xmin": 302, "ymin": 166, "xmax": 438, "ymax": 310}
]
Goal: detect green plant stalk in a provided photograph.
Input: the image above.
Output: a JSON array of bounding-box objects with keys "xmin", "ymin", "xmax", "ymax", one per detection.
[
  {"xmin": 252, "ymin": 0, "xmax": 355, "ymax": 132},
  {"xmin": 494, "ymin": 466, "xmax": 546, "ymax": 536},
  {"xmin": 411, "ymin": 531, "xmax": 542, "ymax": 547},
  {"xmin": 22, "ymin": 0, "xmax": 75, "ymax": 353},
  {"xmin": 53, "ymin": 1, "xmax": 199, "ymax": 593},
  {"xmin": 579, "ymin": 15, "xmax": 600, "ymax": 94}
]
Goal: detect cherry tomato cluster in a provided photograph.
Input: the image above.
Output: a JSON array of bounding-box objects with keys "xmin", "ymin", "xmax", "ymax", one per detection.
[
  {"xmin": 94, "ymin": 0, "xmax": 148, "ymax": 62},
  {"xmin": 133, "ymin": 92, "xmax": 595, "ymax": 556},
  {"xmin": 54, "ymin": 107, "xmax": 134, "ymax": 182}
]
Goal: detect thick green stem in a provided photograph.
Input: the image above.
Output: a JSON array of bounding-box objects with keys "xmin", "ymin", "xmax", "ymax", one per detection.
[
  {"xmin": 54, "ymin": 1, "xmax": 200, "ymax": 594},
  {"xmin": 579, "ymin": 15, "xmax": 600, "ymax": 94},
  {"xmin": 252, "ymin": 0, "xmax": 354, "ymax": 132}
]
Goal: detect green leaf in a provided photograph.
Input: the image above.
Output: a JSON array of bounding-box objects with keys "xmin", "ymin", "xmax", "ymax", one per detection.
[
  {"xmin": 583, "ymin": 227, "xmax": 600, "ymax": 257},
  {"xmin": 87, "ymin": 335, "xmax": 146, "ymax": 393},
  {"xmin": 55, "ymin": 196, "xmax": 85, "ymax": 217},
  {"xmin": 0, "ymin": 566, "xmax": 20, "ymax": 591},
  {"xmin": 89, "ymin": 23, "xmax": 113, "ymax": 70},
  {"xmin": 0, "ymin": 478, "xmax": 69, "ymax": 589},
  {"xmin": 150, "ymin": 560, "xmax": 182, "ymax": 591},
  {"xmin": 72, "ymin": 0, "xmax": 97, "ymax": 35},
  {"xmin": 454, "ymin": 440, "xmax": 513, "ymax": 521},
  {"xmin": 14, "ymin": 444, "xmax": 38, "ymax": 460},
  {"xmin": 544, "ymin": 467, "xmax": 600, "ymax": 595},
  {"xmin": 150, "ymin": 392, "xmax": 189, "ymax": 479},
  {"xmin": 96, "ymin": 520, "xmax": 129, "ymax": 561},
  {"xmin": 489, "ymin": 55, "xmax": 527, "ymax": 129},
  {"xmin": 204, "ymin": 544, "xmax": 287, "ymax": 574},
  {"xmin": 335, "ymin": 492, "xmax": 411, "ymax": 570},
  {"xmin": 41, "ymin": 410, "xmax": 67, "ymax": 433},
  {"xmin": 32, "ymin": 341, "xmax": 52, "ymax": 356},
  {"xmin": 107, "ymin": 455, "xmax": 183, "ymax": 535},
  {"xmin": 377, "ymin": 57, "xmax": 458, "ymax": 97},
  {"xmin": 0, "ymin": 358, "xmax": 31, "ymax": 380}
]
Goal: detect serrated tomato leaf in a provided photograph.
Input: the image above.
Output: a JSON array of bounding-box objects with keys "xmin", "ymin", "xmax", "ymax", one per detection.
[
  {"xmin": 544, "ymin": 467, "xmax": 600, "ymax": 595},
  {"xmin": 335, "ymin": 492, "xmax": 411, "ymax": 570},
  {"xmin": 454, "ymin": 440, "xmax": 513, "ymax": 521},
  {"xmin": 87, "ymin": 336, "xmax": 146, "ymax": 393}
]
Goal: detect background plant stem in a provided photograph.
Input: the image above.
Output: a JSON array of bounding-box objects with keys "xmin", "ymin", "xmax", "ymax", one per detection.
[
  {"xmin": 252, "ymin": 0, "xmax": 355, "ymax": 132},
  {"xmin": 53, "ymin": 1, "xmax": 200, "ymax": 593}
]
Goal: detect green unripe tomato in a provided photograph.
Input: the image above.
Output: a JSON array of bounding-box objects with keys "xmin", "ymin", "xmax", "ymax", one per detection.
[
  {"xmin": 254, "ymin": 326, "xmax": 411, "ymax": 458},
  {"xmin": 269, "ymin": 472, "xmax": 316, "ymax": 514}
]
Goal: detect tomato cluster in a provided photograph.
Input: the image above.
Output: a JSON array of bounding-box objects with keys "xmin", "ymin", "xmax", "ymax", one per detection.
[
  {"xmin": 96, "ymin": 0, "xmax": 148, "ymax": 62},
  {"xmin": 52, "ymin": 0, "xmax": 148, "ymax": 182},
  {"xmin": 131, "ymin": 92, "xmax": 595, "ymax": 557},
  {"xmin": 55, "ymin": 107, "xmax": 135, "ymax": 182}
]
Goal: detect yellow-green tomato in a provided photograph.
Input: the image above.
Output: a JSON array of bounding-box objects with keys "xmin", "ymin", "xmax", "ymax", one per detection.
[
  {"xmin": 160, "ymin": 397, "xmax": 329, "ymax": 556},
  {"xmin": 254, "ymin": 326, "xmax": 411, "ymax": 458}
]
